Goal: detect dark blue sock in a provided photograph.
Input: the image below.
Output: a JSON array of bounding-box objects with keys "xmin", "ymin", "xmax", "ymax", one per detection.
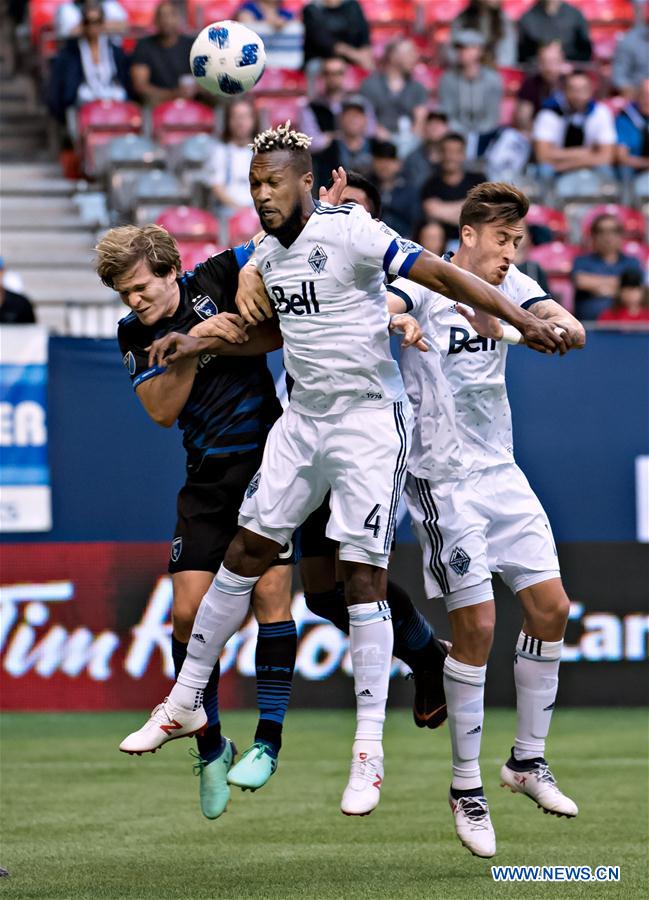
[
  {"xmin": 253, "ymin": 620, "xmax": 297, "ymax": 758},
  {"xmin": 386, "ymin": 580, "xmax": 439, "ymax": 673},
  {"xmin": 171, "ymin": 635, "xmax": 223, "ymax": 762}
]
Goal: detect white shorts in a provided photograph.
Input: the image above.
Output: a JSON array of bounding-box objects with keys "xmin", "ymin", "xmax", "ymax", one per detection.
[
  {"xmin": 239, "ymin": 399, "xmax": 413, "ymax": 569},
  {"xmin": 405, "ymin": 462, "xmax": 560, "ymax": 610}
]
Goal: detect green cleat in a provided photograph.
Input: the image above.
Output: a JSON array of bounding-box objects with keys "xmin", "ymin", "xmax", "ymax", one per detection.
[
  {"xmin": 190, "ymin": 738, "xmax": 237, "ymax": 820},
  {"xmin": 226, "ymin": 741, "xmax": 278, "ymax": 792}
]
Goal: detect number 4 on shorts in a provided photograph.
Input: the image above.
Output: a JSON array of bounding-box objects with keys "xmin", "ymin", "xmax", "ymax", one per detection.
[{"xmin": 364, "ymin": 504, "xmax": 381, "ymax": 539}]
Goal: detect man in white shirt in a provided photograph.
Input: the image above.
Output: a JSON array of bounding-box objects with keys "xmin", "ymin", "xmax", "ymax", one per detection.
[
  {"xmin": 533, "ymin": 70, "xmax": 616, "ymax": 182},
  {"xmin": 119, "ymin": 127, "xmax": 566, "ymax": 821}
]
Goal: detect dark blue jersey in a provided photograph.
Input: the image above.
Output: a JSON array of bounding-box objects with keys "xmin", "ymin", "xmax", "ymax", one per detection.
[{"xmin": 117, "ymin": 245, "xmax": 281, "ymax": 469}]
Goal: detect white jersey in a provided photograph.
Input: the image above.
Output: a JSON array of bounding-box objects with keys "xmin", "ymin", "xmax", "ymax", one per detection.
[
  {"xmin": 387, "ymin": 278, "xmax": 465, "ymax": 482},
  {"xmin": 255, "ymin": 202, "xmax": 424, "ymax": 417},
  {"xmin": 430, "ymin": 261, "xmax": 549, "ymax": 474}
]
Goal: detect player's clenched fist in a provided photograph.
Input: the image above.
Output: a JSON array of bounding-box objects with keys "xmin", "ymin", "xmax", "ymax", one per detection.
[{"xmin": 236, "ymin": 260, "xmax": 273, "ymax": 324}]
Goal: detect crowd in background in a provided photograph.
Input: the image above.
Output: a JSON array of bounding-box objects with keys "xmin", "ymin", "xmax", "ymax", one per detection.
[{"xmin": 5, "ymin": 0, "xmax": 649, "ymax": 325}]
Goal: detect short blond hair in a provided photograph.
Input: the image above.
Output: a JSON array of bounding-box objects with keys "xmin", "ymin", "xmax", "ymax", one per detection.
[{"xmin": 95, "ymin": 224, "xmax": 181, "ymax": 289}]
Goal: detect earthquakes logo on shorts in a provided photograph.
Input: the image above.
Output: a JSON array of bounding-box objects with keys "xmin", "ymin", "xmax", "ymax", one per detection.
[
  {"xmin": 449, "ymin": 546, "xmax": 471, "ymax": 576},
  {"xmin": 170, "ymin": 536, "xmax": 182, "ymax": 563},
  {"xmin": 307, "ymin": 245, "xmax": 328, "ymax": 274},
  {"xmin": 193, "ymin": 295, "xmax": 218, "ymax": 320},
  {"xmin": 245, "ymin": 472, "xmax": 261, "ymax": 499},
  {"xmin": 122, "ymin": 351, "xmax": 136, "ymax": 375}
]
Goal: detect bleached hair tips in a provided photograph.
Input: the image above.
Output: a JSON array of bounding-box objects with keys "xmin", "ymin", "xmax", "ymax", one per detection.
[{"xmin": 251, "ymin": 121, "xmax": 312, "ymax": 154}]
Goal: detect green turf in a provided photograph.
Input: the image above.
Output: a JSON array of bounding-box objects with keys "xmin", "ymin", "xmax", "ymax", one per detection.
[{"xmin": 0, "ymin": 709, "xmax": 647, "ymax": 900}]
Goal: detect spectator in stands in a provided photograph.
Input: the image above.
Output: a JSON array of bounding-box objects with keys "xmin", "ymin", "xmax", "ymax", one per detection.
[
  {"xmin": 300, "ymin": 56, "xmax": 376, "ymax": 154},
  {"xmin": 303, "ymin": 0, "xmax": 373, "ymax": 71},
  {"xmin": 572, "ymin": 213, "xmax": 644, "ymax": 320},
  {"xmin": 368, "ymin": 140, "xmax": 418, "ymax": 236},
  {"xmin": 617, "ymin": 79, "xmax": 649, "ymax": 180},
  {"xmin": 438, "ymin": 30, "xmax": 503, "ymax": 159},
  {"xmin": 402, "ymin": 111, "xmax": 449, "ymax": 193},
  {"xmin": 203, "ymin": 99, "xmax": 259, "ymax": 212},
  {"xmin": 612, "ymin": 0, "xmax": 649, "ymax": 97},
  {"xmin": 0, "ymin": 258, "xmax": 36, "ymax": 324},
  {"xmin": 514, "ymin": 223, "xmax": 551, "ymax": 293},
  {"xmin": 598, "ymin": 269, "xmax": 649, "ymax": 324},
  {"xmin": 532, "ymin": 70, "xmax": 616, "ymax": 183},
  {"xmin": 54, "ymin": 0, "xmax": 127, "ymax": 38},
  {"xmin": 451, "ymin": 0, "xmax": 517, "ymax": 67},
  {"xmin": 237, "ymin": 1, "xmax": 304, "ymax": 70},
  {"xmin": 130, "ymin": 2, "xmax": 196, "ymax": 105},
  {"xmin": 312, "ymin": 94, "xmax": 374, "ymax": 185},
  {"xmin": 47, "ymin": 2, "xmax": 130, "ymax": 128},
  {"xmin": 413, "ymin": 219, "xmax": 447, "ymax": 256},
  {"xmin": 518, "ymin": 0, "xmax": 591, "ymax": 64},
  {"xmin": 420, "ymin": 133, "xmax": 484, "ymax": 242},
  {"xmin": 517, "ymin": 40, "xmax": 566, "ymax": 129},
  {"xmin": 484, "ymin": 100, "xmax": 532, "ymax": 181},
  {"xmin": 360, "ymin": 39, "xmax": 429, "ymax": 148}
]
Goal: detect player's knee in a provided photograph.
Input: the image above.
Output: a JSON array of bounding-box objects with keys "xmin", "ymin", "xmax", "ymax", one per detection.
[
  {"xmin": 253, "ymin": 584, "xmax": 292, "ymax": 622},
  {"xmin": 451, "ymin": 603, "xmax": 495, "ymax": 657},
  {"xmin": 224, "ymin": 528, "xmax": 276, "ymax": 574},
  {"xmin": 344, "ymin": 565, "xmax": 387, "ymax": 605},
  {"xmin": 172, "ymin": 599, "xmax": 198, "ymax": 641}
]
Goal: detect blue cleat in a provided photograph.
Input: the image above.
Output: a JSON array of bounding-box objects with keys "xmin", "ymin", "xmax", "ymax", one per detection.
[
  {"xmin": 190, "ymin": 738, "xmax": 236, "ymax": 819},
  {"xmin": 226, "ymin": 741, "xmax": 278, "ymax": 792}
]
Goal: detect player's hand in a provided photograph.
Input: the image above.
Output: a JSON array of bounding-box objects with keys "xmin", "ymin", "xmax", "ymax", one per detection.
[
  {"xmin": 147, "ymin": 332, "xmax": 203, "ymax": 368},
  {"xmin": 318, "ymin": 167, "xmax": 347, "ymax": 206},
  {"xmin": 520, "ymin": 314, "xmax": 570, "ymax": 355},
  {"xmin": 235, "ymin": 260, "xmax": 273, "ymax": 324},
  {"xmin": 189, "ymin": 312, "xmax": 249, "ymax": 343},
  {"xmin": 456, "ymin": 304, "xmax": 504, "ymax": 340},
  {"xmin": 389, "ymin": 313, "xmax": 428, "ymax": 352}
]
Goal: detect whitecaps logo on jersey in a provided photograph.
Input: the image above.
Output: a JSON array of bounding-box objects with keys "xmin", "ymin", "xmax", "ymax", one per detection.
[
  {"xmin": 193, "ymin": 295, "xmax": 218, "ymax": 320},
  {"xmin": 396, "ymin": 238, "xmax": 421, "ymax": 254},
  {"xmin": 449, "ymin": 547, "xmax": 471, "ymax": 576},
  {"xmin": 122, "ymin": 351, "xmax": 136, "ymax": 375},
  {"xmin": 307, "ymin": 245, "xmax": 327, "ymax": 274}
]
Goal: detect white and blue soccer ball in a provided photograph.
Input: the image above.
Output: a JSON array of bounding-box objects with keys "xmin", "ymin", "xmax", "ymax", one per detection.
[{"xmin": 190, "ymin": 20, "xmax": 266, "ymax": 98}]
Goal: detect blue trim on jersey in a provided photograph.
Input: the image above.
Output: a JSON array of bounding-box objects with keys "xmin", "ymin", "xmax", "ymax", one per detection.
[
  {"xmin": 233, "ymin": 240, "xmax": 256, "ymax": 269},
  {"xmin": 220, "ymin": 418, "xmax": 261, "ymax": 436},
  {"xmin": 118, "ymin": 311, "xmax": 137, "ymax": 326},
  {"xmin": 387, "ymin": 285, "xmax": 414, "ymax": 312},
  {"xmin": 133, "ymin": 365, "xmax": 166, "ymax": 388},
  {"xmin": 313, "ymin": 207, "xmax": 352, "ymax": 216},
  {"xmin": 202, "ymin": 442, "xmax": 259, "ymax": 457},
  {"xmin": 397, "ymin": 247, "xmax": 423, "ymax": 278},
  {"xmin": 521, "ymin": 293, "xmax": 552, "ymax": 310},
  {"xmin": 233, "ymin": 395, "xmax": 264, "ymax": 415},
  {"xmin": 383, "ymin": 239, "xmax": 399, "ymax": 273}
]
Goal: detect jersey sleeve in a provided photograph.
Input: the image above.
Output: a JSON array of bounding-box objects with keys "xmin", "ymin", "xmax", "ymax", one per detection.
[
  {"xmin": 343, "ymin": 204, "xmax": 424, "ymax": 278},
  {"xmin": 386, "ymin": 277, "xmax": 430, "ymax": 319},
  {"xmin": 506, "ymin": 265, "xmax": 552, "ymax": 309},
  {"xmin": 191, "ymin": 242, "xmax": 257, "ymax": 313},
  {"xmin": 117, "ymin": 319, "xmax": 165, "ymax": 390}
]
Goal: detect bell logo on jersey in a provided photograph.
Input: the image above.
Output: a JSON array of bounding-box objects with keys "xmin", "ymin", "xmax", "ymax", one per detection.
[
  {"xmin": 270, "ymin": 282, "xmax": 320, "ymax": 316},
  {"xmin": 193, "ymin": 295, "xmax": 218, "ymax": 320},
  {"xmin": 449, "ymin": 546, "xmax": 471, "ymax": 576},
  {"xmin": 448, "ymin": 326, "xmax": 498, "ymax": 355},
  {"xmin": 307, "ymin": 245, "xmax": 327, "ymax": 274}
]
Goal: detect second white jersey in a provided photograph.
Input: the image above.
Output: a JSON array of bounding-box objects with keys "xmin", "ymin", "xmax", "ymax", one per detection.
[
  {"xmin": 255, "ymin": 202, "xmax": 424, "ymax": 417},
  {"xmin": 425, "ymin": 261, "xmax": 549, "ymax": 474}
]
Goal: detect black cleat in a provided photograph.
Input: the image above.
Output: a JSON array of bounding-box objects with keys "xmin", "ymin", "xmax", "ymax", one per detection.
[{"xmin": 412, "ymin": 638, "xmax": 450, "ymax": 729}]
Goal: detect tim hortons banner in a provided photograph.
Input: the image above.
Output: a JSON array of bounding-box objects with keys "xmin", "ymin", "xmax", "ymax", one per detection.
[{"xmin": 0, "ymin": 326, "xmax": 51, "ymax": 532}]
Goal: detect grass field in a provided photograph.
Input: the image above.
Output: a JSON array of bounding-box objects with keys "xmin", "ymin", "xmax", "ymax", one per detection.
[{"xmin": 1, "ymin": 709, "xmax": 647, "ymax": 900}]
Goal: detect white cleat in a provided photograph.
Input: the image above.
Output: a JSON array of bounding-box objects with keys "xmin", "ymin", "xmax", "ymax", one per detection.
[
  {"xmin": 119, "ymin": 698, "xmax": 207, "ymax": 755},
  {"xmin": 449, "ymin": 791, "xmax": 497, "ymax": 858},
  {"xmin": 500, "ymin": 753, "xmax": 578, "ymax": 818},
  {"xmin": 341, "ymin": 752, "xmax": 384, "ymax": 816}
]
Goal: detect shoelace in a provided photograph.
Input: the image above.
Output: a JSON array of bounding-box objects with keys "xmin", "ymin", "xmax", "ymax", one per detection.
[
  {"xmin": 533, "ymin": 762, "xmax": 559, "ymax": 788},
  {"xmin": 243, "ymin": 742, "xmax": 272, "ymax": 762},
  {"xmin": 189, "ymin": 748, "xmax": 206, "ymax": 776},
  {"xmin": 149, "ymin": 698, "xmax": 173, "ymax": 724},
  {"xmin": 349, "ymin": 756, "xmax": 381, "ymax": 785},
  {"xmin": 457, "ymin": 796, "xmax": 491, "ymax": 830}
]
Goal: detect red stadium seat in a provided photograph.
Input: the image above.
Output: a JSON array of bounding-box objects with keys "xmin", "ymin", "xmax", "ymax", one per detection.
[
  {"xmin": 499, "ymin": 95, "xmax": 516, "ymax": 126},
  {"xmin": 412, "ymin": 63, "xmax": 443, "ymax": 94},
  {"xmin": 226, "ymin": 208, "xmax": 261, "ymax": 245},
  {"xmin": 527, "ymin": 241, "xmax": 580, "ymax": 276},
  {"xmin": 593, "ymin": 33, "xmax": 619, "ymax": 61},
  {"xmin": 186, "ymin": 0, "xmax": 241, "ymax": 29},
  {"xmin": 30, "ymin": 0, "xmax": 65, "ymax": 45},
  {"xmin": 498, "ymin": 67, "xmax": 525, "ymax": 96},
  {"xmin": 177, "ymin": 240, "xmax": 226, "ymax": 271},
  {"xmin": 363, "ymin": 0, "xmax": 417, "ymax": 25},
  {"xmin": 569, "ymin": 0, "xmax": 634, "ymax": 23},
  {"xmin": 501, "ymin": 0, "xmax": 535, "ymax": 18},
  {"xmin": 77, "ymin": 100, "xmax": 143, "ymax": 136},
  {"xmin": 119, "ymin": 0, "xmax": 159, "ymax": 29},
  {"xmin": 250, "ymin": 68, "xmax": 308, "ymax": 96},
  {"xmin": 424, "ymin": 0, "xmax": 469, "ymax": 24},
  {"xmin": 152, "ymin": 99, "xmax": 215, "ymax": 145},
  {"xmin": 622, "ymin": 240, "xmax": 649, "ymax": 267},
  {"xmin": 526, "ymin": 205, "xmax": 568, "ymax": 240},
  {"xmin": 547, "ymin": 276, "xmax": 575, "ymax": 312},
  {"xmin": 581, "ymin": 205, "xmax": 646, "ymax": 241},
  {"xmin": 156, "ymin": 206, "xmax": 220, "ymax": 242},
  {"xmin": 254, "ymin": 96, "xmax": 305, "ymax": 130}
]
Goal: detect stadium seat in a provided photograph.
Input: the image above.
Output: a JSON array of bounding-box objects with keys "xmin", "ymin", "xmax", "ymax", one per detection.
[
  {"xmin": 632, "ymin": 172, "xmax": 649, "ymax": 206},
  {"xmin": 622, "ymin": 240, "xmax": 649, "ymax": 267},
  {"xmin": 526, "ymin": 205, "xmax": 568, "ymax": 240},
  {"xmin": 186, "ymin": 0, "xmax": 241, "ymax": 29},
  {"xmin": 581, "ymin": 204, "xmax": 646, "ymax": 240},
  {"xmin": 499, "ymin": 96, "xmax": 516, "ymax": 126},
  {"xmin": 363, "ymin": 0, "xmax": 417, "ymax": 25},
  {"xmin": 498, "ymin": 67, "xmax": 525, "ymax": 96},
  {"xmin": 250, "ymin": 68, "xmax": 308, "ymax": 97},
  {"xmin": 177, "ymin": 241, "xmax": 226, "ymax": 272},
  {"xmin": 554, "ymin": 169, "xmax": 619, "ymax": 204},
  {"xmin": 501, "ymin": 0, "xmax": 535, "ymax": 18},
  {"xmin": 152, "ymin": 99, "xmax": 216, "ymax": 146},
  {"xmin": 412, "ymin": 63, "xmax": 443, "ymax": 94},
  {"xmin": 527, "ymin": 241, "xmax": 580, "ymax": 276},
  {"xmin": 546, "ymin": 276, "xmax": 575, "ymax": 312},
  {"xmin": 569, "ymin": 0, "xmax": 634, "ymax": 23},
  {"xmin": 118, "ymin": 0, "xmax": 159, "ymax": 29},
  {"xmin": 132, "ymin": 170, "xmax": 188, "ymax": 224},
  {"xmin": 254, "ymin": 96, "xmax": 305, "ymax": 130},
  {"xmin": 106, "ymin": 134, "xmax": 165, "ymax": 215},
  {"xmin": 226, "ymin": 207, "xmax": 261, "ymax": 245},
  {"xmin": 78, "ymin": 100, "xmax": 143, "ymax": 136},
  {"xmin": 424, "ymin": 0, "xmax": 469, "ymax": 24},
  {"xmin": 156, "ymin": 206, "xmax": 219, "ymax": 242},
  {"xmin": 30, "ymin": 0, "xmax": 65, "ymax": 46}
]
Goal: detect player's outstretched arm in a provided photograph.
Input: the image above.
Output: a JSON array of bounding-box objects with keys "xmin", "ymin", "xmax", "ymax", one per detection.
[
  {"xmin": 407, "ymin": 251, "xmax": 569, "ymax": 355},
  {"xmin": 527, "ymin": 299, "xmax": 586, "ymax": 350}
]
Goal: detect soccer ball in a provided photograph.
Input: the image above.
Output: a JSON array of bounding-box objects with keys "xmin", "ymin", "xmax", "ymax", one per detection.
[{"xmin": 189, "ymin": 20, "xmax": 266, "ymax": 98}]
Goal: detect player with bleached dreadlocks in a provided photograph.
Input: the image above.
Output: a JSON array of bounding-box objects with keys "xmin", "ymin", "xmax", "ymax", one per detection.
[{"xmin": 121, "ymin": 120, "xmax": 566, "ymax": 820}]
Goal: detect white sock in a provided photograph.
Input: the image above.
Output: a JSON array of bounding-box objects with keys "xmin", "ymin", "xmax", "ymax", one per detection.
[
  {"xmin": 444, "ymin": 655, "xmax": 487, "ymax": 791},
  {"xmin": 514, "ymin": 631, "xmax": 562, "ymax": 761},
  {"xmin": 169, "ymin": 565, "xmax": 259, "ymax": 710},
  {"xmin": 348, "ymin": 601, "xmax": 393, "ymax": 756}
]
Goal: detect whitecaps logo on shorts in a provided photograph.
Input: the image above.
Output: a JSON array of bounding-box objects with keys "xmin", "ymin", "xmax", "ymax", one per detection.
[
  {"xmin": 245, "ymin": 472, "xmax": 261, "ymax": 499},
  {"xmin": 449, "ymin": 546, "xmax": 471, "ymax": 576}
]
